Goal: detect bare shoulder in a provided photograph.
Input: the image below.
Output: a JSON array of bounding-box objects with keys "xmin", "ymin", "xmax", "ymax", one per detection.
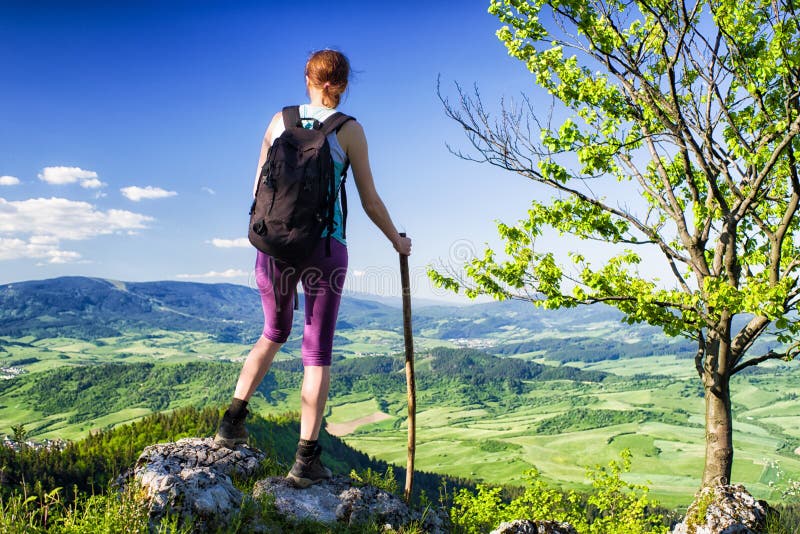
[
  {"xmin": 338, "ymin": 119, "xmax": 366, "ymax": 153},
  {"xmin": 340, "ymin": 118, "xmax": 364, "ymax": 136},
  {"xmin": 264, "ymin": 111, "xmax": 284, "ymax": 145}
]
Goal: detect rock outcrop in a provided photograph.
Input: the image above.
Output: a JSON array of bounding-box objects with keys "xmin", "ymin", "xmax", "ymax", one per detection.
[
  {"xmin": 490, "ymin": 519, "xmax": 579, "ymax": 534},
  {"xmin": 133, "ymin": 438, "xmax": 448, "ymax": 532},
  {"xmin": 253, "ymin": 476, "xmax": 449, "ymax": 532},
  {"xmin": 671, "ymin": 484, "xmax": 769, "ymax": 534},
  {"xmin": 132, "ymin": 440, "xmax": 782, "ymax": 534},
  {"xmin": 133, "ymin": 437, "xmax": 265, "ymax": 530}
]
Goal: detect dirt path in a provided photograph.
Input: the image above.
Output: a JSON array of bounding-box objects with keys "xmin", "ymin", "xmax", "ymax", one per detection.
[{"xmin": 326, "ymin": 412, "xmax": 392, "ymax": 437}]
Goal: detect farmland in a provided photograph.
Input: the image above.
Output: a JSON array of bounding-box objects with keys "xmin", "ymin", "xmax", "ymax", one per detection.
[{"xmin": 1, "ymin": 277, "xmax": 798, "ymax": 508}]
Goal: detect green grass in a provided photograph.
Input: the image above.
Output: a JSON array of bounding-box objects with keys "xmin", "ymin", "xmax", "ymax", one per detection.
[
  {"xmin": 327, "ymin": 398, "xmax": 385, "ymax": 424},
  {"xmin": 334, "ymin": 330, "xmax": 456, "ymax": 356},
  {"xmin": 566, "ymin": 354, "xmax": 697, "ymax": 378},
  {"xmin": 336, "ymin": 370, "xmax": 800, "ymax": 508},
  {"xmin": 2, "ymin": 331, "xmax": 800, "ymax": 512},
  {"xmin": 0, "ymin": 332, "xmax": 249, "ymax": 374}
]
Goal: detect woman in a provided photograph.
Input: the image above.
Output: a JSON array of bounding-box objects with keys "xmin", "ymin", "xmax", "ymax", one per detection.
[{"xmin": 214, "ymin": 49, "xmax": 412, "ymax": 489}]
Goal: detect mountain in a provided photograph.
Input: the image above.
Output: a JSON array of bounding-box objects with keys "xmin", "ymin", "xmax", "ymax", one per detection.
[
  {"xmin": 0, "ymin": 276, "xmax": 403, "ymax": 343},
  {"xmin": 0, "ymin": 277, "xmax": 258, "ymax": 341},
  {"xmin": 0, "ymin": 276, "xmax": 700, "ymax": 359}
]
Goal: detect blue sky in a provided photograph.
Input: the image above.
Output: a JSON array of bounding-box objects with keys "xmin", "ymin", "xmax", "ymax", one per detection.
[{"xmin": 1, "ymin": 0, "xmax": 557, "ymax": 301}]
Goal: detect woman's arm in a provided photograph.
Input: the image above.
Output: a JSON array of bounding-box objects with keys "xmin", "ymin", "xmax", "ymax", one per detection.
[
  {"xmin": 252, "ymin": 112, "xmax": 283, "ymax": 197},
  {"xmin": 339, "ymin": 120, "xmax": 412, "ymax": 256}
]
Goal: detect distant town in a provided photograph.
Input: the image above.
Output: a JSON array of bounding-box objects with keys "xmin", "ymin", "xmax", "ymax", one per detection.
[
  {"xmin": 2, "ymin": 436, "xmax": 69, "ymax": 452},
  {"xmin": 0, "ymin": 366, "xmax": 25, "ymax": 380}
]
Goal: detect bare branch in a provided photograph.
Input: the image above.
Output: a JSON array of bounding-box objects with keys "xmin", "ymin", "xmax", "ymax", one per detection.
[
  {"xmin": 439, "ymin": 82, "xmax": 682, "ymax": 250},
  {"xmin": 732, "ymin": 344, "xmax": 800, "ymax": 374},
  {"xmin": 734, "ymin": 113, "xmax": 800, "ymax": 220}
]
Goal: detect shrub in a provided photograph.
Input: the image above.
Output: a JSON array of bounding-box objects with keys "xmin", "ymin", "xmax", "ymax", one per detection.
[
  {"xmin": 350, "ymin": 466, "xmax": 399, "ymax": 496},
  {"xmin": 584, "ymin": 449, "xmax": 668, "ymax": 533},
  {"xmin": 449, "ymin": 449, "xmax": 668, "ymax": 533}
]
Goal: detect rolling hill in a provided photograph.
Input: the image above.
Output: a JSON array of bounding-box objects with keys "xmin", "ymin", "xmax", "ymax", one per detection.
[
  {"xmin": 0, "ymin": 276, "xmax": 701, "ymax": 360},
  {"xmin": 1, "ymin": 276, "xmax": 797, "ymax": 507}
]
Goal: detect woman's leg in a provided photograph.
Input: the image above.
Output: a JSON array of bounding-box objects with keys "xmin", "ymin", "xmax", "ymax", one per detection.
[
  {"xmin": 299, "ymin": 365, "xmax": 331, "ymax": 440},
  {"xmin": 286, "ymin": 240, "xmax": 347, "ymax": 486},
  {"xmin": 298, "ymin": 239, "xmax": 347, "ymax": 438},
  {"xmin": 215, "ymin": 252, "xmax": 297, "ymax": 447},
  {"xmin": 233, "ymin": 251, "xmax": 298, "ymax": 400},
  {"xmin": 233, "ymin": 335, "xmax": 283, "ymax": 402}
]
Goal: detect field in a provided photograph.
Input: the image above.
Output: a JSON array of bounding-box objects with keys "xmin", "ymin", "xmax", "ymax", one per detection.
[
  {"xmin": 2, "ymin": 326, "xmax": 799, "ymax": 510},
  {"xmin": 328, "ymin": 363, "xmax": 800, "ymax": 508}
]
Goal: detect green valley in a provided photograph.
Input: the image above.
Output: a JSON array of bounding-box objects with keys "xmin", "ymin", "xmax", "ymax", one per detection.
[{"xmin": 1, "ymin": 277, "xmax": 799, "ymax": 510}]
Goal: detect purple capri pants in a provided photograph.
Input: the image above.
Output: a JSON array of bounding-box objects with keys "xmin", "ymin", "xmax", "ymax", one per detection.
[{"xmin": 255, "ymin": 238, "xmax": 347, "ymax": 366}]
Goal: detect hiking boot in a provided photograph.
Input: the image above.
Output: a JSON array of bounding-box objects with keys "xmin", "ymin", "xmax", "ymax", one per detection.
[
  {"xmin": 286, "ymin": 443, "xmax": 332, "ymax": 488},
  {"xmin": 213, "ymin": 408, "xmax": 248, "ymax": 448}
]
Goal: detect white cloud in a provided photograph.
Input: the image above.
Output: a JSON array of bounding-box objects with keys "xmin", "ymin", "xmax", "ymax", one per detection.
[
  {"xmin": 0, "ymin": 237, "xmax": 82, "ymax": 264},
  {"xmin": 0, "ymin": 238, "xmax": 46, "ymax": 261},
  {"xmin": 39, "ymin": 166, "xmax": 98, "ymax": 185},
  {"xmin": 29, "ymin": 235, "xmax": 59, "ymax": 245},
  {"xmin": 176, "ymin": 269, "xmax": 248, "ymax": 279},
  {"xmin": 80, "ymin": 178, "xmax": 106, "ymax": 189},
  {"xmin": 45, "ymin": 250, "xmax": 83, "ymax": 264},
  {"xmin": 0, "ymin": 197, "xmax": 152, "ymax": 240},
  {"xmin": 121, "ymin": 185, "xmax": 178, "ymax": 202},
  {"xmin": 201, "ymin": 187, "xmax": 216, "ymax": 195},
  {"xmin": 209, "ymin": 238, "xmax": 250, "ymax": 248},
  {"xmin": 0, "ymin": 176, "xmax": 20, "ymax": 186},
  {"xmin": 0, "ymin": 196, "xmax": 153, "ymax": 263}
]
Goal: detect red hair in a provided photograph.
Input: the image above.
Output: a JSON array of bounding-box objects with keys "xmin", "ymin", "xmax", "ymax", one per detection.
[{"xmin": 305, "ymin": 49, "xmax": 350, "ymax": 108}]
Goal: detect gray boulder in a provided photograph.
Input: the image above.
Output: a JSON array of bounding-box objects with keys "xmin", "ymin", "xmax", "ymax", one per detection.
[
  {"xmin": 134, "ymin": 437, "xmax": 265, "ymax": 530},
  {"xmin": 671, "ymin": 484, "xmax": 769, "ymax": 534},
  {"xmin": 490, "ymin": 519, "xmax": 579, "ymax": 534},
  {"xmin": 253, "ymin": 476, "xmax": 449, "ymax": 533}
]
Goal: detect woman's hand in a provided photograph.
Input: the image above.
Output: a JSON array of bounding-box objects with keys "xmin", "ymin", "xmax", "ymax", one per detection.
[{"xmin": 394, "ymin": 234, "xmax": 412, "ymax": 256}]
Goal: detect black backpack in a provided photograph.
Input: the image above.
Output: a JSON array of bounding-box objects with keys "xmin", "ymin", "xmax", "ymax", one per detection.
[{"xmin": 249, "ymin": 105, "xmax": 354, "ymax": 264}]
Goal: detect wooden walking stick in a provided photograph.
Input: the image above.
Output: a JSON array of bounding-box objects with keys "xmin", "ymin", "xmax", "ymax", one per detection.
[{"xmin": 399, "ymin": 232, "xmax": 416, "ymax": 503}]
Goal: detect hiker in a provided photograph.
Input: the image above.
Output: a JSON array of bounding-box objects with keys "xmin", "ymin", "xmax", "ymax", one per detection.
[{"xmin": 214, "ymin": 49, "xmax": 412, "ymax": 488}]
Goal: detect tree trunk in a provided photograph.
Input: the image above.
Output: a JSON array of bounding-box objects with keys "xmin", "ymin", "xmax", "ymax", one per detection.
[{"xmin": 702, "ymin": 375, "xmax": 733, "ymax": 486}]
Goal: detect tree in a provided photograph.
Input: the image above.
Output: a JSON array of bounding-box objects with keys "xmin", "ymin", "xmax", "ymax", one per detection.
[
  {"xmin": 10, "ymin": 423, "xmax": 27, "ymax": 446},
  {"xmin": 431, "ymin": 0, "xmax": 800, "ymax": 487}
]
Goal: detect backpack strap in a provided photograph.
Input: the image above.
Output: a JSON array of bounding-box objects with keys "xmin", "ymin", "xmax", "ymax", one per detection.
[
  {"xmin": 282, "ymin": 106, "xmax": 302, "ymax": 129},
  {"xmin": 321, "ymin": 113, "xmax": 355, "ymax": 242},
  {"xmin": 340, "ymin": 164, "xmax": 349, "ymax": 240},
  {"xmin": 270, "ymin": 260, "xmax": 300, "ymax": 312},
  {"xmin": 320, "ymin": 112, "xmax": 354, "ymax": 136}
]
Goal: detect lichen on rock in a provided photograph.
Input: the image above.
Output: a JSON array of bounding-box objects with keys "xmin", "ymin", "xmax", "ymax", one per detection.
[
  {"xmin": 133, "ymin": 437, "xmax": 265, "ymax": 531},
  {"xmin": 671, "ymin": 484, "xmax": 769, "ymax": 534},
  {"xmin": 253, "ymin": 475, "xmax": 449, "ymax": 532},
  {"xmin": 132, "ymin": 437, "xmax": 449, "ymax": 532}
]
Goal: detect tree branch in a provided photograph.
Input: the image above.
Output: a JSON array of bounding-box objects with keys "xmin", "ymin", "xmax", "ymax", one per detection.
[
  {"xmin": 732, "ymin": 345, "xmax": 800, "ymax": 375},
  {"xmin": 439, "ymin": 83, "xmax": 681, "ymax": 252}
]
